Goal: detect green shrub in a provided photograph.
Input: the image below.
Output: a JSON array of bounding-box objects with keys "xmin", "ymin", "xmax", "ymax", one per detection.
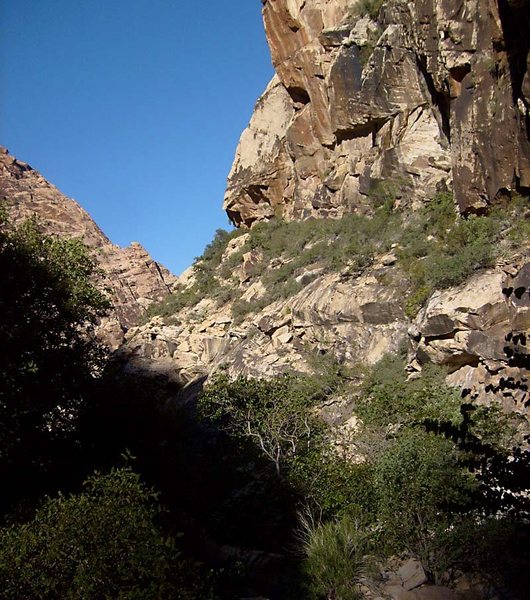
[
  {"xmin": 449, "ymin": 517, "xmax": 530, "ymax": 596},
  {"xmin": 198, "ymin": 374, "xmax": 328, "ymax": 476},
  {"xmin": 399, "ymin": 192, "xmax": 505, "ymax": 315},
  {"xmin": 291, "ymin": 455, "xmax": 377, "ymax": 521},
  {"xmin": 299, "ymin": 513, "xmax": 374, "ymax": 600},
  {"xmin": 144, "ymin": 227, "xmax": 243, "ymax": 320},
  {"xmin": 349, "ymin": 0, "xmax": 385, "ymax": 20},
  {"xmin": 146, "ymin": 190, "xmax": 530, "ymax": 322},
  {"xmin": 0, "ymin": 468, "xmax": 206, "ymax": 599},
  {"xmin": 375, "ymin": 428, "xmax": 477, "ymax": 580},
  {"xmin": 357, "ymin": 354, "xmax": 462, "ymax": 429}
]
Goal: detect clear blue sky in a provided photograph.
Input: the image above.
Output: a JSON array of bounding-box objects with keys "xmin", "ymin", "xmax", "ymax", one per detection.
[{"xmin": 0, "ymin": 0, "xmax": 273, "ymax": 274}]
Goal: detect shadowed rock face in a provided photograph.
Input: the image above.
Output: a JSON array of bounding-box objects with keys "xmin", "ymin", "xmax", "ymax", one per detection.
[
  {"xmin": 0, "ymin": 147, "xmax": 177, "ymax": 347},
  {"xmin": 224, "ymin": 0, "xmax": 530, "ymax": 227}
]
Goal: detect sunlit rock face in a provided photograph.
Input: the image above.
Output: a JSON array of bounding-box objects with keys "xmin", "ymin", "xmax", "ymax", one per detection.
[
  {"xmin": 224, "ymin": 0, "xmax": 530, "ymax": 227},
  {"xmin": 409, "ymin": 261, "xmax": 530, "ymax": 418},
  {"xmin": 0, "ymin": 147, "xmax": 177, "ymax": 347}
]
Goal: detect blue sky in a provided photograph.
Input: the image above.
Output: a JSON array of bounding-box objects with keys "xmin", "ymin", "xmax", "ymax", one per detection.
[{"xmin": 0, "ymin": 0, "xmax": 273, "ymax": 274}]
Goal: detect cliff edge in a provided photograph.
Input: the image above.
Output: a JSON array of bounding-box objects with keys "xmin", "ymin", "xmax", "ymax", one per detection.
[{"xmin": 225, "ymin": 0, "xmax": 530, "ymax": 226}]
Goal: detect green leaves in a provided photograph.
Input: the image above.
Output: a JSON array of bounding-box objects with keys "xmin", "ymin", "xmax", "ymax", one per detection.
[
  {"xmin": 357, "ymin": 355, "xmax": 462, "ymax": 429},
  {"xmin": 0, "ymin": 468, "xmax": 200, "ymax": 599},
  {"xmin": 199, "ymin": 374, "xmax": 325, "ymax": 476},
  {"xmin": 0, "ymin": 216, "xmax": 110, "ymax": 511}
]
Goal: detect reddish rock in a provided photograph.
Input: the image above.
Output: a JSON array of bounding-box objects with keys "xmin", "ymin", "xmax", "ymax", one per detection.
[
  {"xmin": 0, "ymin": 147, "xmax": 176, "ymax": 347},
  {"xmin": 225, "ymin": 0, "xmax": 530, "ymax": 227}
]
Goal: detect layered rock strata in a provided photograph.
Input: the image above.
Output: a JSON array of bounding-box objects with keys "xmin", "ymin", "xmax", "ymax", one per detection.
[
  {"xmin": 224, "ymin": 0, "xmax": 530, "ymax": 226},
  {"xmin": 0, "ymin": 147, "xmax": 176, "ymax": 347},
  {"xmin": 120, "ymin": 262, "xmax": 409, "ymax": 384},
  {"xmin": 121, "ymin": 243, "xmax": 530, "ymax": 418}
]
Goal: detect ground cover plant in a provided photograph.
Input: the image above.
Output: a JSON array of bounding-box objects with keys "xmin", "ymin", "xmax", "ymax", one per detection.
[{"xmin": 147, "ymin": 190, "xmax": 530, "ymax": 325}]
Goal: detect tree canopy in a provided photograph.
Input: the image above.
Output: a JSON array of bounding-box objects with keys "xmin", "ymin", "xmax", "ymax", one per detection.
[{"xmin": 0, "ymin": 212, "xmax": 110, "ymax": 509}]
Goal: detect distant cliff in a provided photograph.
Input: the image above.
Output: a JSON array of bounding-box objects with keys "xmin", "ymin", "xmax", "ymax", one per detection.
[
  {"xmin": 224, "ymin": 0, "xmax": 530, "ymax": 226},
  {"xmin": 0, "ymin": 147, "xmax": 176, "ymax": 347}
]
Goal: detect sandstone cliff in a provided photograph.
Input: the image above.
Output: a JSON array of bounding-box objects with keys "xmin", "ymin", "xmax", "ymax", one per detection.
[
  {"xmin": 0, "ymin": 147, "xmax": 177, "ymax": 347},
  {"xmin": 121, "ymin": 0, "xmax": 530, "ymax": 424},
  {"xmin": 224, "ymin": 0, "xmax": 530, "ymax": 226}
]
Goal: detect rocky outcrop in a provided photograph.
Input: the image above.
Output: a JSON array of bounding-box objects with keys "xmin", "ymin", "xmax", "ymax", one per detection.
[
  {"xmin": 410, "ymin": 261, "xmax": 530, "ymax": 417},
  {"xmin": 224, "ymin": 0, "xmax": 530, "ymax": 226},
  {"xmin": 119, "ymin": 265, "xmax": 408, "ymax": 383},
  {"xmin": 0, "ymin": 147, "xmax": 176, "ymax": 347}
]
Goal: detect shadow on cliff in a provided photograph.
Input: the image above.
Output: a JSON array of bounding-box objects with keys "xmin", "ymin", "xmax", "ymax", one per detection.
[{"xmin": 73, "ymin": 358, "xmax": 305, "ymax": 598}]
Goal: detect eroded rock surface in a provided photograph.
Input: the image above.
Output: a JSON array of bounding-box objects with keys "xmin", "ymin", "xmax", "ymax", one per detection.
[
  {"xmin": 410, "ymin": 262, "xmax": 530, "ymax": 417},
  {"xmin": 224, "ymin": 0, "xmax": 530, "ymax": 226},
  {"xmin": 0, "ymin": 147, "xmax": 177, "ymax": 347},
  {"xmin": 120, "ymin": 266, "xmax": 408, "ymax": 383}
]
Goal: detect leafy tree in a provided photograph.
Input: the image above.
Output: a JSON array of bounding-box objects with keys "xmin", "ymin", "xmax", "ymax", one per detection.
[
  {"xmin": 198, "ymin": 374, "xmax": 327, "ymax": 476},
  {"xmin": 374, "ymin": 428, "xmax": 477, "ymax": 580},
  {"xmin": 0, "ymin": 467, "xmax": 206, "ymax": 599},
  {"xmin": 0, "ymin": 214, "xmax": 110, "ymax": 509}
]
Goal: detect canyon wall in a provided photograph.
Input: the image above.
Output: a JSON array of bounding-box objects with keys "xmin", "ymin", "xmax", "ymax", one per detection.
[
  {"xmin": 0, "ymin": 147, "xmax": 176, "ymax": 347},
  {"xmin": 224, "ymin": 0, "xmax": 530, "ymax": 227}
]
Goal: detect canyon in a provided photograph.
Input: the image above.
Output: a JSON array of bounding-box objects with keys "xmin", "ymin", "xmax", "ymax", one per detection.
[{"xmin": 2, "ymin": 1, "xmax": 530, "ymax": 597}]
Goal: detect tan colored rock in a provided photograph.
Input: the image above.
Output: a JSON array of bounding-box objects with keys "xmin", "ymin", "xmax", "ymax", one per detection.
[
  {"xmin": 225, "ymin": 0, "xmax": 530, "ymax": 227},
  {"xmin": 398, "ymin": 558, "xmax": 428, "ymax": 591},
  {"xmin": 271, "ymin": 325, "xmax": 293, "ymax": 347},
  {"xmin": 410, "ymin": 263, "xmax": 530, "ymax": 416},
  {"xmin": 239, "ymin": 250, "xmax": 263, "ymax": 283}
]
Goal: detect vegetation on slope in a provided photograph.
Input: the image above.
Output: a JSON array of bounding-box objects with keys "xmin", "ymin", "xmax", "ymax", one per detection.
[
  {"xmin": 198, "ymin": 354, "xmax": 530, "ymax": 598},
  {"xmin": 1, "ymin": 204, "xmax": 530, "ymax": 598},
  {"xmin": 146, "ymin": 189, "xmax": 530, "ymax": 324}
]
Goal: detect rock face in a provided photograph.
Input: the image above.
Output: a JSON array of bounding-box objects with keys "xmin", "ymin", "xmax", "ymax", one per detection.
[
  {"xmin": 411, "ymin": 262, "xmax": 530, "ymax": 417},
  {"xmin": 224, "ymin": 0, "xmax": 530, "ymax": 226},
  {"xmin": 0, "ymin": 147, "xmax": 177, "ymax": 347},
  {"xmin": 120, "ymin": 264, "xmax": 409, "ymax": 384}
]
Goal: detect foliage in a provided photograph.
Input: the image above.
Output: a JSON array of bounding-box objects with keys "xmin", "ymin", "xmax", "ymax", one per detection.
[
  {"xmin": 0, "ymin": 467, "xmax": 207, "ymax": 599},
  {"xmin": 398, "ymin": 191, "xmax": 528, "ymax": 316},
  {"xmin": 357, "ymin": 354, "xmax": 463, "ymax": 428},
  {"xmin": 145, "ymin": 187, "xmax": 530, "ymax": 326},
  {"xmin": 299, "ymin": 512, "xmax": 374, "ymax": 600},
  {"xmin": 448, "ymin": 517, "xmax": 530, "ymax": 596},
  {"xmin": 0, "ymin": 215, "xmax": 110, "ymax": 511},
  {"xmin": 226, "ymin": 205, "xmax": 400, "ymax": 321},
  {"xmin": 351, "ymin": 352, "xmax": 530, "ymax": 584},
  {"xmin": 291, "ymin": 455, "xmax": 377, "ymax": 521},
  {"xmin": 349, "ymin": 0, "xmax": 385, "ymax": 21},
  {"xmin": 143, "ymin": 227, "xmax": 243, "ymax": 320},
  {"xmin": 224, "ymin": 190, "xmax": 528, "ymax": 321},
  {"xmin": 375, "ymin": 428, "xmax": 477, "ymax": 580},
  {"xmin": 198, "ymin": 374, "xmax": 328, "ymax": 476}
]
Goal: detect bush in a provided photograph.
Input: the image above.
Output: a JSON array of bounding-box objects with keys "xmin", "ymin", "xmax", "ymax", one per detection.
[
  {"xmin": 198, "ymin": 374, "xmax": 328, "ymax": 476},
  {"xmin": 400, "ymin": 192, "xmax": 530, "ymax": 315},
  {"xmin": 349, "ymin": 0, "xmax": 385, "ymax": 20},
  {"xmin": 357, "ymin": 354, "xmax": 462, "ymax": 429},
  {"xmin": 0, "ymin": 468, "xmax": 206, "ymax": 599},
  {"xmin": 0, "ymin": 216, "xmax": 110, "ymax": 511},
  {"xmin": 144, "ymin": 227, "xmax": 242, "ymax": 320},
  {"xmin": 299, "ymin": 513, "xmax": 374, "ymax": 600},
  {"xmin": 375, "ymin": 428, "xmax": 477, "ymax": 580}
]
